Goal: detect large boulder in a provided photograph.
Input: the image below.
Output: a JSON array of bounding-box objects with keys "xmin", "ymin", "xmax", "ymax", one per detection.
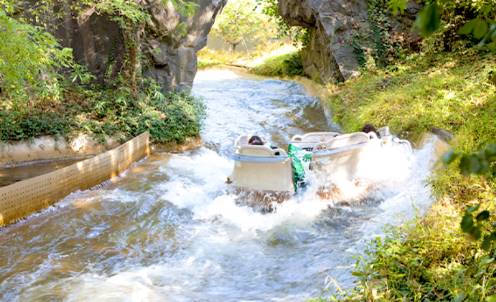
[
  {"xmin": 52, "ymin": 0, "xmax": 227, "ymax": 90},
  {"xmin": 278, "ymin": 0, "xmax": 419, "ymax": 83}
]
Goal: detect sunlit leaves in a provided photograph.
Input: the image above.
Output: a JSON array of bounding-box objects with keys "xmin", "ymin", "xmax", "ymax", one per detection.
[
  {"xmin": 388, "ymin": 0, "xmax": 496, "ymax": 51},
  {"xmin": 167, "ymin": 0, "xmax": 198, "ymax": 17},
  {"xmin": 443, "ymin": 144, "xmax": 496, "ymax": 176},
  {"xmin": 0, "ymin": 8, "xmax": 73, "ymax": 101},
  {"xmin": 415, "ymin": 3, "xmax": 442, "ymax": 37},
  {"xmin": 212, "ymin": 0, "xmax": 273, "ymax": 51},
  {"xmin": 387, "ymin": 0, "xmax": 408, "ymax": 15},
  {"xmin": 443, "ymin": 144, "xmax": 496, "ymax": 252},
  {"xmin": 255, "ymin": 0, "xmax": 308, "ymax": 45},
  {"xmin": 459, "ymin": 18, "xmax": 492, "ymax": 39},
  {"xmin": 461, "ymin": 208, "xmax": 496, "ymax": 250}
]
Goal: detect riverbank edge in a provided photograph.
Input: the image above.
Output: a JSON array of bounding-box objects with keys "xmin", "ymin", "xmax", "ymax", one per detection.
[
  {"xmin": 230, "ymin": 47, "xmax": 495, "ymax": 299},
  {"xmin": 0, "ymin": 135, "xmax": 202, "ymax": 168},
  {"xmin": 316, "ymin": 51, "xmax": 496, "ymax": 300},
  {"xmin": 0, "ymin": 132, "xmax": 151, "ymax": 227}
]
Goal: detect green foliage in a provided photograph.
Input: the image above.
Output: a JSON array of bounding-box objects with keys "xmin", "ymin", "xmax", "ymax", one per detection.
[
  {"xmin": 168, "ymin": 0, "xmax": 198, "ymax": 17},
  {"xmin": 415, "ymin": 3, "xmax": 442, "ymax": 37},
  {"xmin": 92, "ymin": 0, "xmax": 149, "ymax": 27},
  {"xmin": 0, "ymin": 78, "xmax": 204, "ymax": 143},
  {"xmin": 444, "ymin": 144, "xmax": 496, "ymax": 177},
  {"xmin": 351, "ymin": 34, "xmax": 367, "ymax": 68},
  {"xmin": 344, "ymin": 214, "xmax": 496, "ymax": 301},
  {"xmin": 327, "ymin": 52, "xmax": 496, "ymax": 142},
  {"xmin": 0, "ymin": 8, "xmax": 72, "ymax": 100},
  {"xmin": 387, "ymin": 0, "xmax": 408, "ymax": 15},
  {"xmin": 390, "ymin": 0, "xmax": 496, "ymax": 50},
  {"xmin": 326, "ymin": 50, "xmax": 496, "ymax": 300},
  {"xmin": 255, "ymin": 0, "xmax": 309, "ymax": 46},
  {"xmin": 212, "ymin": 0, "xmax": 268, "ymax": 52},
  {"xmin": 368, "ymin": 0, "xmax": 400, "ymax": 67},
  {"xmin": 250, "ymin": 51, "xmax": 304, "ymax": 77},
  {"xmin": 0, "ymin": 0, "xmax": 205, "ymax": 145},
  {"xmin": 442, "ymin": 144, "xmax": 496, "ymax": 254}
]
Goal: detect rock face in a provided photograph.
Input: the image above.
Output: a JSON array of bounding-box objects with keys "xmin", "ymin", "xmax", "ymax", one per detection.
[
  {"xmin": 53, "ymin": 0, "xmax": 227, "ymax": 90},
  {"xmin": 278, "ymin": 0, "xmax": 419, "ymax": 83},
  {"xmin": 142, "ymin": 0, "xmax": 228, "ymax": 90}
]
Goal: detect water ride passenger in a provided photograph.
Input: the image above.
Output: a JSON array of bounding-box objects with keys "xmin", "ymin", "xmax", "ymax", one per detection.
[
  {"xmin": 361, "ymin": 123, "xmax": 380, "ymax": 137},
  {"xmin": 248, "ymin": 135, "xmax": 264, "ymax": 146}
]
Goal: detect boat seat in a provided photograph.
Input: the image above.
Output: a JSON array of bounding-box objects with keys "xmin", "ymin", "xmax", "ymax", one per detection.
[
  {"xmin": 237, "ymin": 145, "xmax": 287, "ymax": 157},
  {"xmin": 290, "ymin": 132, "xmax": 340, "ymax": 150},
  {"xmin": 315, "ymin": 132, "xmax": 373, "ymax": 150},
  {"xmin": 231, "ymin": 135, "xmax": 293, "ymax": 193},
  {"xmin": 235, "ymin": 135, "xmax": 287, "ymax": 157}
]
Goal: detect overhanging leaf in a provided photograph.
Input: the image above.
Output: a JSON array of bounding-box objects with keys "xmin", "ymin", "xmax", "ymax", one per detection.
[
  {"xmin": 473, "ymin": 19, "xmax": 489, "ymax": 39},
  {"xmin": 476, "ymin": 210, "xmax": 490, "ymax": 221},
  {"xmin": 461, "ymin": 213, "xmax": 474, "ymax": 233},
  {"xmin": 459, "ymin": 154, "xmax": 481, "ymax": 175},
  {"xmin": 415, "ymin": 3, "xmax": 442, "ymax": 37},
  {"xmin": 459, "ymin": 19, "xmax": 476, "ymax": 35}
]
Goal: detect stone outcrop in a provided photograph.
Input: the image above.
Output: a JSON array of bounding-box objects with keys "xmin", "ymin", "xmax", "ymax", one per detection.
[
  {"xmin": 52, "ymin": 0, "xmax": 227, "ymax": 90},
  {"xmin": 142, "ymin": 0, "xmax": 227, "ymax": 90},
  {"xmin": 278, "ymin": 0, "xmax": 420, "ymax": 83}
]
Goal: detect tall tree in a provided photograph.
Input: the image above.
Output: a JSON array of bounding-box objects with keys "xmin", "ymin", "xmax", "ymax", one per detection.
[{"xmin": 212, "ymin": 0, "xmax": 264, "ymax": 52}]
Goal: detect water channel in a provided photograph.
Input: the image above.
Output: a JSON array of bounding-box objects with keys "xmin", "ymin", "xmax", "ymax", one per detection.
[{"xmin": 0, "ymin": 68, "xmax": 438, "ymax": 301}]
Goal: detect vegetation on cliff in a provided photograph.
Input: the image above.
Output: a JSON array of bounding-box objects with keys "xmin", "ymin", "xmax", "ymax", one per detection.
[
  {"xmin": 0, "ymin": 0, "xmax": 205, "ymax": 144},
  {"xmin": 323, "ymin": 49, "xmax": 496, "ymax": 300},
  {"xmin": 198, "ymin": 0, "xmax": 301, "ymax": 71},
  {"xmin": 314, "ymin": 0, "xmax": 496, "ymax": 300}
]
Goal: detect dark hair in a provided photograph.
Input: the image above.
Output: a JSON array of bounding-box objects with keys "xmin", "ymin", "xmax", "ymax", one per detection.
[
  {"xmin": 361, "ymin": 123, "xmax": 377, "ymax": 134},
  {"xmin": 248, "ymin": 135, "xmax": 264, "ymax": 145}
]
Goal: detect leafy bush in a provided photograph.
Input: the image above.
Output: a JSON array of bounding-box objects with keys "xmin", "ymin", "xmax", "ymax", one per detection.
[
  {"xmin": 0, "ymin": 79, "xmax": 204, "ymax": 144},
  {"xmin": 255, "ymin": 0, "xmax": 309, "ymax": 46},
  {"xmin": 0, "ymin": 2, "xmax": 204, "ymax": 145},
  {"xmin": 0, "ymin": 8, "xmax": 72, "ymax": 101}
]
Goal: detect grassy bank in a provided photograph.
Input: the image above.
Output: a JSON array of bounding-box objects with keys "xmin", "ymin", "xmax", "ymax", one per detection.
[
  {"xmin": 217, "ymin": 37, "xmax": 496, "ymax": 299},
  {"xmin": 323, "ymin": 50, "xmax": 496, "ymax": 300},
  {"xmin": 197, "ymin": 43, "xmax": 302, "ymax": 73},
  {"xmin": 249, "ymin": 50, "xmax": 304, "ymax": 77}
]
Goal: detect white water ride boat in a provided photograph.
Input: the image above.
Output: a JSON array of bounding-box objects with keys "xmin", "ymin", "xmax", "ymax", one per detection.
[{"xmin": 228, "ymin": 128, "xmax": 412, "ymax": 196}]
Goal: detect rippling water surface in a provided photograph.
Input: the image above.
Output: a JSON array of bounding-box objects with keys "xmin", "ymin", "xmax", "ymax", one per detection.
[{"xmin": 0, "ymin": 68, "xmax": 438, "ymax": 301}]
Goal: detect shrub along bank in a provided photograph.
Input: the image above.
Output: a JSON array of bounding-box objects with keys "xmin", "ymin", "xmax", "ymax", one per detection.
[
  {"xmin": 0, "ymin": 3, "xmax": 204, "ymax": 145},
  {"xmin": 0, "ymin": 80, "xmax": 204, "ymax": 144},
  {"xmin": 323, "ymin": 49, "xmax": 496, "ymax": 300}
]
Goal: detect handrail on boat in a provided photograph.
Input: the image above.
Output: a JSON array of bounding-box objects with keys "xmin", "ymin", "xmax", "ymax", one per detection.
[
  {"xmin": 232, "ymin": 142, "xmax": 369, "ymax": 163},
  {"xmin": 312, "ymin": 142, "xmax": 369, "ymax": 158}
]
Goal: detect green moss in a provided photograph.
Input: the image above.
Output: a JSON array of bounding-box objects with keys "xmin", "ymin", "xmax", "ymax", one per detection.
[{"xmin": 325, "ymin": 50, "xmax": 496, "ymax": 301}]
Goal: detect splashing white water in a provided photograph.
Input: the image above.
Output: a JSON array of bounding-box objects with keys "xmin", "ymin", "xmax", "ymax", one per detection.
[{"xmin": 0, "ymin": 69, "xmax": 443, "ymax": 302}]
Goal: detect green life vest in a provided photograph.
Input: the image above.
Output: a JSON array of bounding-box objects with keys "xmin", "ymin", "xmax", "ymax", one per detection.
[{"xmin": 287, "ymin": 144, "xmax": 313, "ymax": 192}]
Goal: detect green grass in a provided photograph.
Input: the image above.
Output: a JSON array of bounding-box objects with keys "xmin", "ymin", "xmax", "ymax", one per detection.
[
  {"xmin": 249, "ymin": 51, "xmax": 304, "ymax": 77},
  {"xmin": 197, "ymin": 48, "xmax": 238, "ymax": 69},
  {"xmin": 324, "ymin": 50, "xmax": 496, "ymax": 301}
]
